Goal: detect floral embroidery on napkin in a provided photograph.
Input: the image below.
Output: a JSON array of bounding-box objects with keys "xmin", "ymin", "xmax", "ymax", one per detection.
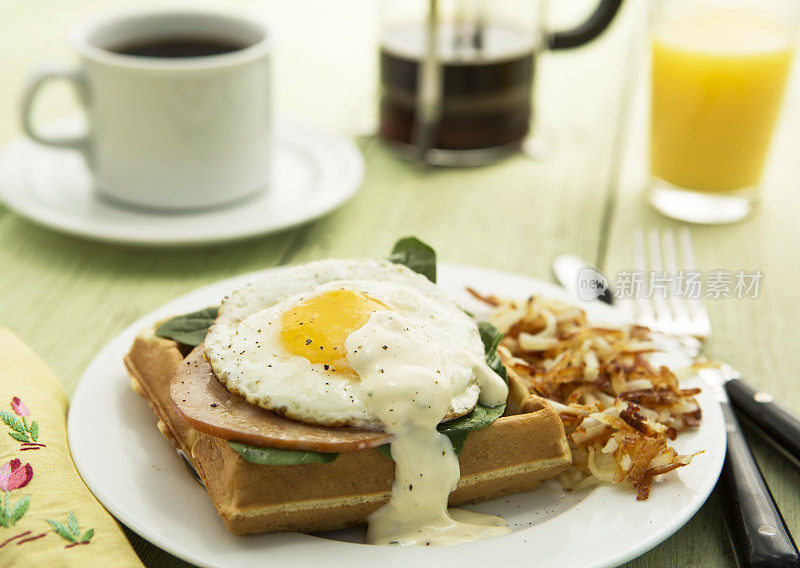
[
  {"xmin": 46, "ymin": 512, "xmax": 94, "ymax": 548},
  {"xmin": 0, "ymin": 397, "xmax": 98, "ymax": 551},
  {"xmin": 0, "ymin": 459, "xmax": 32, "ymax": 527},
  {"xmin": 1, "ymin": 397, "xmax": 45, "ymax": 450}
]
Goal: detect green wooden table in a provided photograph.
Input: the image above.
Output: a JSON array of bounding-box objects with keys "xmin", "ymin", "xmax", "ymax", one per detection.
[{"xmin": 2, "ymin": 1, "xmax": 799, "ymax": 566}]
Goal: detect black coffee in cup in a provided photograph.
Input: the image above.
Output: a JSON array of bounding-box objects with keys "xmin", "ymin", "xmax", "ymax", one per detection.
[
  {"xmin": 21, "ymin": 9, "xmax": 273, "ymax": 210},
  {"xmin": 109, "ymin": 37, "xmax": 249, "ymax": 58}
]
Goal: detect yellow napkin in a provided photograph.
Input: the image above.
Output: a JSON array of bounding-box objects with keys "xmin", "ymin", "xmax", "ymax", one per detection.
[{"xmin": 0, "ymin": 327, "xmax": 144, "ymax": 567}]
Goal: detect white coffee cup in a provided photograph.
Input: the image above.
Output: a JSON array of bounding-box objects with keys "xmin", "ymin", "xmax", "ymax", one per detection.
[{"xmin": 20, "ymin": 9, "xmax": 272, "ymax": 211}]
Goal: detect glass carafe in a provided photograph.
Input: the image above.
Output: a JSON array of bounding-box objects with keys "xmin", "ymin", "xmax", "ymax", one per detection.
[{"xmin": 378, "ymin": 0, "xmax": 624, "ymax": 165}]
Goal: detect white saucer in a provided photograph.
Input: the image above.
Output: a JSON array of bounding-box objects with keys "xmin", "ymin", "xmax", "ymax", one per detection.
[{"xmin": 0, "ymin": 119, "xmax": 364, "ymax": 246}]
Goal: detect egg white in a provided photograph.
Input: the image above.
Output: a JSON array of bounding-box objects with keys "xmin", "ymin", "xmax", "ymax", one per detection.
[{"xmin": 204, "ymin": 259, "xmax": 487, "ymax": 429}]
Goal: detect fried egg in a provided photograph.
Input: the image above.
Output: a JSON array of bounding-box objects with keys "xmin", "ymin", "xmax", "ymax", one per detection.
[{"xmin": 204, "ymin": 259, "xmax": 489, "ymax": 429}]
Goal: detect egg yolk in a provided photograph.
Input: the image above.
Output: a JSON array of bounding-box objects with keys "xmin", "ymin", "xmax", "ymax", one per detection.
[{"xmin": 280, "ymin": 289, "xmax": 390, "ymax": 377}]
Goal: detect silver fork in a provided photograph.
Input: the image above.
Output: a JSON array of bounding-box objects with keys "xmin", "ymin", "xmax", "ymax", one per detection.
[
  {"xmin": 629, "ymin": 226, "xmax": 799, "ymax": 567},
  {"xmin": 630, "ymin": 227, "xmax": 711, "ymax": 340}
]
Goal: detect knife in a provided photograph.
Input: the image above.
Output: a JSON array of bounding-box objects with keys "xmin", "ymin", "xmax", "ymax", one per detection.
[
  {"xmin": 724, "ymin": 373, "xmax": 800, "ymax": 467},
  {"xmin": 701, "ymin": 365, "xmax": 800, "ymax": 568},
  {"xmin": 552, "ymin": 254, "xmax": 614, "ymax": 305}
]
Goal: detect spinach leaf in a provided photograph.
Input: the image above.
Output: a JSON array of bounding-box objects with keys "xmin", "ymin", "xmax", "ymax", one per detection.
[
  {"xmin": 155, "ymin": 306, "xmax": 219, "ymax": 347},
  {"xmin": 435, "ymin": 321, "xmax": 508, "ymax": 451},
  {"xmin": 229, "ymin": 441, "xmax": 338, "ymax": 466},
  {"xmin": 377, "ymin": 444, "xmax": 393, "ymax": 460},
  {"xmin": 478, "ymin": 321, "xmax": 503, "ymax": 358},
  {"xmin": 389, "ymin": 237, "xmax": 437, "ymax": 283},
  {"xmin": 377, "ymin": 429, "xmax": 470, "ymax": 459},
  {"xmin": 438, "ymin": 404, "xmax": 506, "ymax": 438},
  {"xmin": 479, "ymin": 321, "xmax": 508, "ymax": 384},
  {"xmin": 376, "ymin": 404, "xmax": 503, "ymax": 462},
  {"xmin": 444, "ymin": 431, "xmax": 469, "ymax": 455},
  {"xmin": 487, "ymin": 351, "xmax": 508, "ymax": 384}
]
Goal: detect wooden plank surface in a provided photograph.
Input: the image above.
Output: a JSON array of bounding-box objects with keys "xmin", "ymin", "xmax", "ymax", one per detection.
[{"xmin": 3, "ymin": 0, "xmax": 797, "ymax": 566}]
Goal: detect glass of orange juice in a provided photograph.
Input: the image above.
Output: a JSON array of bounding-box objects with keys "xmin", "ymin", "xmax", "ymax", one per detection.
[{"xmin": 649, "ymin": 0, "xmax": 799, "ymax": 224}]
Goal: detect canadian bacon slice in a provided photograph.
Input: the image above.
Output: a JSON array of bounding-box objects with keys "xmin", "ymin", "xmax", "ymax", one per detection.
[{"xmin": 170, "ymin": 346, "xmax": 390, "ymax": 452}]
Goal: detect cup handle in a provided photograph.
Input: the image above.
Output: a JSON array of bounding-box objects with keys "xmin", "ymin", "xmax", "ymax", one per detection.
[
  {"xmin": 546, "ymin": 0, "xmax": 624, "ymax": 50},
  {"xmin": 20, "ymin": 63, "xmax": 90, "ymax": 153}
]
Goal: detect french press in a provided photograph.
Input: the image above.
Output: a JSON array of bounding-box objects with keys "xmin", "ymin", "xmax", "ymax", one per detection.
[{"xmin": 378, "ymin": 0, "xmax": 624, "ymax": 165}]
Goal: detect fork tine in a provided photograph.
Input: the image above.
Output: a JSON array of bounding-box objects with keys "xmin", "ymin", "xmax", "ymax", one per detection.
[
  {"xmin": 662, "ymin": 229, "xmax": 691, "ymax": 325},
  {"xmin": 629, "ymin": 227, "xmax": 711, "ymax": 340},
  {"xmin": 678, "ymin": 228, "xmax": 712, "ymax": 337},
  {"xmin": 632, "ymin": 227, "xmax": 654, "ymax": 325},
  {"xmin": 648, "ymin": 228, "xmax": 672, "ymax": 328}
]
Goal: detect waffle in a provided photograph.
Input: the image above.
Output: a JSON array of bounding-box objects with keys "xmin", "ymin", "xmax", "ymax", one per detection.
[{"xmin": 124, "ymin": 328, "xmax": 572, "ymax": 535}]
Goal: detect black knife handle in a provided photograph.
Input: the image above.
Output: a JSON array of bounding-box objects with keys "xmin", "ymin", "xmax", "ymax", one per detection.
[
  {"xmin": 726, "ymin": 378, "xmax": 800, "ymax": 465},
  {"xmin": 719, "ymin": 404, "xmax": 800, "ymax": 568}
]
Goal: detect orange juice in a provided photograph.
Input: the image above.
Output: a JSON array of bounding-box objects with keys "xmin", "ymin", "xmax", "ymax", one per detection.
[{"xmin": 650, "ymin": 18, "xmax": 795, "ymax": 192}]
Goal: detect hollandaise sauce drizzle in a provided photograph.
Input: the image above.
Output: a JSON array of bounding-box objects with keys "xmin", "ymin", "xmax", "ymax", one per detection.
[{"xmin": 345, "ymin": 311, "xmax": 511, "ymax": 546}]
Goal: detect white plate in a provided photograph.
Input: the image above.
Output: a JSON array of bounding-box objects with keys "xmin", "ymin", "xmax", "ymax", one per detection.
[
  {"xmin": 68, "ymin": 264, "xmax": 726, "ymax": 568},
  {"xmin": 0, "ymin": 119, "xmax": 364, "ymax": 246}
]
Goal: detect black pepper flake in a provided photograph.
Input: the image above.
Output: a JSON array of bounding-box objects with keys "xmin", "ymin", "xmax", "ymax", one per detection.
[
  {"xmin": 382, "ymin": 345, "xmax": 388, "ymax": 350},
  {"xmin": 305, "ymin": 339, "xmax": 312, "ymax": 345},
  {"xmin": 210, "ymin": 403, "xmax": 218, "ymax": 408},
  {"xmin": 323, "ymin": 364, "xmax": 330, "ymax": 370},
  {"xmin": 409, "ymin": 484, "xmax": 413, "ymax": 491}
]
